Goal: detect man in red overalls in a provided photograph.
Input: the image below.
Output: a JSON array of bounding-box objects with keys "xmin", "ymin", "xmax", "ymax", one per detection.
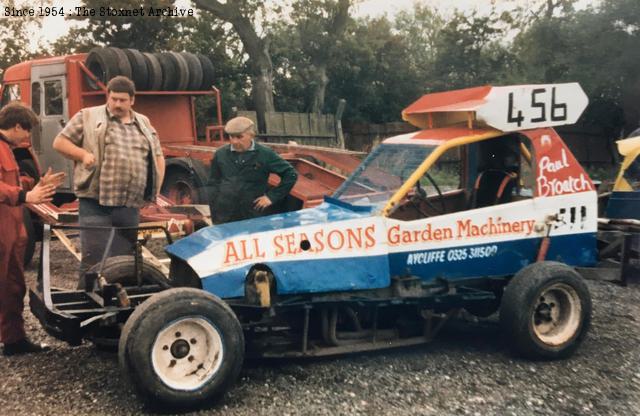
[{"xmin": 0, "ymin": 102, "xmax": 64, "ymax": 356}]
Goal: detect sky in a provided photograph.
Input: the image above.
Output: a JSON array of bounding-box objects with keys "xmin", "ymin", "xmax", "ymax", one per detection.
[{"xmin": 8, "ymin": 0, "xmax": 599, "ymax": 47}]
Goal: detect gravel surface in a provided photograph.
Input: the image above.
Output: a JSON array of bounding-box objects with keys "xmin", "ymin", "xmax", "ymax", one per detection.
[{"xmin": 1, "ymin": 240, "xmax": 639, "ymax": 416}]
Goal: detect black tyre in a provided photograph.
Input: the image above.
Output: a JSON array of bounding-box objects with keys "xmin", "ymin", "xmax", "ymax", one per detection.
[
  {"xmin": 196, "ymin": 54, "xmax": 215, "ymax": 90},
  {"xmin": 86, "ymin": 255, "xmax": 170, "ymax": 350},
  {"xmin": 156, "ymin": 52, "xmax": 178, "ymax": 90},
  {"xmin": 143, "ymin": 52, "xmax": 163, "ymax": 91},
  {"xmin": 123, "ymin": 49, "xmax": 149, "ymax": 90},
  {"xmin": 85, "ymin": 48, "xmax": 120, "ymax": 89},
  {"xmin": 106, "ymin": 47, "xmax": 133, "ymax": 79},
  {"xmin": 168, "ymin": 52, "xmax": 190, "ymax": 91},
  {"xmin": 161, "ymin": 168, "xmax": 206, "ymax": 205},
  {"xmin": 118, "ymin": 288, "xmax": 244, "ymax": 409},
  {"xmin": 86, "ymin": 255, "xmax": 169, "ymax": 288},
  {"xmin": 180, "ymin": 52, "xmax": 203, "ymax": 91},
  {"xmin": 500, "ymin": 261, "xmax": 591, "ymax": 359},
  {"xmin": 23, "ymin": 208, "xmax": 36, "ymax": 266}
]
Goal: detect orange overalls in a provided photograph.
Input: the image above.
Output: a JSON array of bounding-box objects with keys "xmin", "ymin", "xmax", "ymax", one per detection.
[{"xmin": 0, "ymin": 135, "xmax": 27, "ymax": 344}]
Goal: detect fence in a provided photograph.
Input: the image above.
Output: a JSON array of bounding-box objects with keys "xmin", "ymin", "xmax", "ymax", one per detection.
[{"xmin": 237, "ymin": 109, "xmax": 345, "ymax": 148}]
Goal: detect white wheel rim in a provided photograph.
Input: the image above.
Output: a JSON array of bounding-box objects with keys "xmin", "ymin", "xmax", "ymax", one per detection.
[
  {"xmin": 151, "ymin": 317, "xmax": 224, "ymax": 391},
  {"xmin": 532, "ymin": 283, "xmax": 582, "ymax": 346}
]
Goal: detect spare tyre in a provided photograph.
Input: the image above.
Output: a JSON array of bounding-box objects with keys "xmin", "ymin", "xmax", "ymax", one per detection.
[
  {"xmin": 143, "ymin": 52, "xmax": 163, "ymax": 91},
  {"xmin": 155, "ymin": 52, "xmax": 178, "ymax": 90},
  {"xmin": 167, "ymin": 52, "xmax": 190, "ymax": 90},
  {"xmin": 180, "ymin": 52, "xmax": 203, "ymax": 91},
  {"xmin": 85, "ymin": 47, "xmax": 120, "ymax": 89},
  {"xmin": 106, "ymin": 47, "xmax": 133, "ymax": 80},
  {"xmin": 123, "ymin": 49, "xmax": 149, "ymax": 90},
  {"xmin": 197, "ymin": 54, "xmax": 215, "ymax": 90}
]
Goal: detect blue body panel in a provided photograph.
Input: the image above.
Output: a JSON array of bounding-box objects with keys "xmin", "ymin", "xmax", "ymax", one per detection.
[
  {"xmin": 167, "ymin": 198, "xmax": 374, "ymax": 260},
  {"xmin": 202, "ymin": 254, "xmax": 390, "ymax": 298},
  {"xmin": 389, "ymin": 233, "xmax": 597, "ymax": 282},
  {"xmin": 605, "ymin": 191, "xmax": 640, "ymax": 220},
  {"xmin": 167, "ymin": 198, "xmax": 598, "ymax": 300}
]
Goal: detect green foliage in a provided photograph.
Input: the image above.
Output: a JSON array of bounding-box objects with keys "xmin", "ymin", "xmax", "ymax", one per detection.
[
  {"xmin": 52, "ymin": 0, "xmax": 191, "ymax": 53},
  {"xmin": 0, "ymin": 0, "xmax": 43, "ymax": 79},
  {"xmin": 5, "ymin": 0, "xmax": 640, "ymax": 148},
  {"xmin": 325, "ymin": 16, "xmax": 419, "ymax": 122},
  {"xmin": 512, "ymin": 0, "xmax": 640, "ymax": 136}
]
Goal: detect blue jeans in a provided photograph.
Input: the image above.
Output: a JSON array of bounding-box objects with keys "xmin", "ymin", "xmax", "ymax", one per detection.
[{"xmin": 78, "ymin": 198, "xmax": 139, "ymax": 288}]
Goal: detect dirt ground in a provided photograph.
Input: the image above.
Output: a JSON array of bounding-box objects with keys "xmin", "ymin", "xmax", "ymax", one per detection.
[{"xmin": 0, "ymin": 240, "xmax": 639, "ymax": 416}]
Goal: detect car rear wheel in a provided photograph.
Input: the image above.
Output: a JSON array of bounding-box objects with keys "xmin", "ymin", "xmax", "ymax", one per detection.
[{"xmin": 500, "ymin": 261, "xmax": 591, "ymax": 359}]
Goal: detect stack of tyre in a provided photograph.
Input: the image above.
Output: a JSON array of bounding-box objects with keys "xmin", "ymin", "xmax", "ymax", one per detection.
[{"xmin": 85, "ymin": 47, "xmax": 215, "ymax": 91}]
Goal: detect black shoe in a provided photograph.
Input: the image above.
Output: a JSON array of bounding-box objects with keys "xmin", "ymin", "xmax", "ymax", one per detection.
[{"xmin": 3, "ymin": 339, "xmax": 50, "ymax": 356}]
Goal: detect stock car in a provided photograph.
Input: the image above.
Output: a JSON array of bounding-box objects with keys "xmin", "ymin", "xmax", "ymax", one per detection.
[{"xmin": 32, "ymin": 83, "xmax": 597, "ymax": 408}]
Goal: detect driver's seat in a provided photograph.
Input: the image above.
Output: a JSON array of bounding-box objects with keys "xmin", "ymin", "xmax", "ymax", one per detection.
[{"xmin": 470, "ymin": 169, "xmax": 518, "ymax": 208}]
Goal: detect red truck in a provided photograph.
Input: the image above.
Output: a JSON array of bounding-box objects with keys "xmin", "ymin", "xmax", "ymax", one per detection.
[{"xmin": 0, "ymin": 51, "xmax": 362, "ymax": 261}]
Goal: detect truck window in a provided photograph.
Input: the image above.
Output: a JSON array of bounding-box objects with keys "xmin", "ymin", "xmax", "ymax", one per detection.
[
  {"xmin": 31, "ymin": 82, "xmax": 42, "ymax": 115},
  {"xmin": 44, "ymin": 80, "xmax": 63, "ymax": 115},
  {"xmin": 1, "ymin": 84, "xmax": 21, "ymax": 106}
]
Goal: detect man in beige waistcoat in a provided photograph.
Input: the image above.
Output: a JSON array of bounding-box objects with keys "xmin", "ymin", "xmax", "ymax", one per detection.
[{"xmin": 53, "ymin": 76, "xmax": 165, "ymax": 287}]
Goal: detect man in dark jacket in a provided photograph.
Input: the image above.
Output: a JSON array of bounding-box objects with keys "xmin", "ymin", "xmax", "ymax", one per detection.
[{"xmin": 207, "ymin": 117, "xmax": 297, "ymax": 224}]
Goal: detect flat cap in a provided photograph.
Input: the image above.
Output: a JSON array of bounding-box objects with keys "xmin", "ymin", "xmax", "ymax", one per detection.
[{"xmin": 224, "ymin": 116, "xmax": 255, "ymax": 135}]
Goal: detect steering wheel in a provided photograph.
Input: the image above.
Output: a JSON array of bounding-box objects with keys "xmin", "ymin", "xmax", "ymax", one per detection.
[{"xmin": 410, "ymin": 172, "xmax": 446, "ymax": 216}]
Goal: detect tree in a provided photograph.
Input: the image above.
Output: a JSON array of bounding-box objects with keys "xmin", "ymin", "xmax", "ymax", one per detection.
[
  {"xmin": 291, "ymin": 0, "xmax": 352, "ymax": 113},
  {"xmin": 325, "ymin": 16, "xmax": 420, "ymax": 122},
  {"xmin": 0, "ymin": 0, "xmax": 43, "ymax": 79},
  {"xmin": 52, "ymin": 0, "xmax": 191, "ymax": 53},
  {"xmin": 513, "ymin": 0, "xmax": 640, "ymax": 137},
  {"xmin": 394, "ymin": 3, "xmax": 444, "ymax": 77},
  {"xmin": 430, "ymin": 11, "xmax": 515, "ymax": 91},
  {"xmin": 193, "ymin": 0, "xmax": 275, "ymax": 132}
]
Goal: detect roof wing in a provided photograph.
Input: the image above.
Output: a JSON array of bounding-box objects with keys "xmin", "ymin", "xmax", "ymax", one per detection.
[{"xmin": 403, "ymin": 83, "xmax": 588, "ymax": 132}]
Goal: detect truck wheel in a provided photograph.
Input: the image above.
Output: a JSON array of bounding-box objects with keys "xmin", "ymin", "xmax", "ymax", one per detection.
[
  {"xmin": 85, "ymin": 48, "xmax": 120, "ymax": 89},
  {"xmin": 500, "ymin": 261, "xmax": 591, "ymax": 359},
  {"xmin": 180, "ymin": 52, "xmax": 203, "ymax": 91},
  {"xmin": 123, "ymin": 49, "xmax": 149, "ymax": 90},
  {"xmin": 168, "ymin": 52, "xmax": 190, "ymax": 91},
  {"xmin": 143, "ymin": 53, "xmax": 163, "ymax": 91},
  {"xmin": 161, "ymin": 169, "xmax": 202, "ymax": 204},
  {"xmin": 197, "ymin": 54, "xmax": 215, "ymax": 90},
  {"xmin": 119, "ymin": 288, "xmax": 244, "ymax": 409},
  {"xmin": 107, "ymin": 47, "xmax": 133, "ymax": 79},
  {"xmin": 156, "ymin": 53, "xmax": 178, "ymax": 90}
]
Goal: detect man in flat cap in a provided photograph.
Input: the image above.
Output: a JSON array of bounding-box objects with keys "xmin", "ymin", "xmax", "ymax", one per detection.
[{"xmin": 206, "ymin": 116, "xmax": 297, "ymax": 224}]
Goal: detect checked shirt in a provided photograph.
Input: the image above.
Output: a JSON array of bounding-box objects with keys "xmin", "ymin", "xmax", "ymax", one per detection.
[{"xmin": 61, "ymin": 107, "xmax": 162, "ymax": 208}]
